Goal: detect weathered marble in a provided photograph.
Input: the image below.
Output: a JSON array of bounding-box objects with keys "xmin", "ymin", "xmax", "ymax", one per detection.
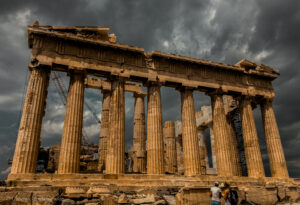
[
  {"xmin": 11, "ymin": 67, "xmax": 50, "ymax": 174},
  {"xmin": 164, "ymin": 121, "xmax": 177, "ymax": 174},
  {"xmin": 58, "ymin": 71, "xmax": 85, "ymax": 174},
  {"xmin": 261, "ymin": 99, "xmax": 289, "ymax": 178},
  {"xmin": 147, "ymin": 82, "xmax": 164, "ymax": 174},
  {"xmin": 98, "ymin": 90, "xmax": 110, "ymax": 172},
  {"xmin": 132, "ymin": 93, "xmax": 146, "ymax": 173},
  {"xmin": 106, "ymin": 78, "xmax": 125, "ymax": 174},
  {"xmin": 180, "ymin": 88, "xmax": 201, "ymax": 176},
  {"xmin": 210, "ymin": 94, "xmax": 235, "ymax": 176},
  {"xmin": 240, "ymin": 96, "xmax": 265, "ymax": 178}
]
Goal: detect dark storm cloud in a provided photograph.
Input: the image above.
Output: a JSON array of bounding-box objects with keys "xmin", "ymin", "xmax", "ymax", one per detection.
[{"xmin": 0, "ymin": 0, "xmax": 300, "ymax": 179}]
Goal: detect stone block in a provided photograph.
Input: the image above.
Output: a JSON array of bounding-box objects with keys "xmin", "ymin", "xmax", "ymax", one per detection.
[
  {"xmin": 61, "ymin": 198, "xmax": 75, "ymax": 205},
  {"xmin": 100, "ymin": 195, "xmax": 118, "ymax": 205},
  {"xmin": 136, "ymin": 188, "xmax": 157, "ymax": 195},
  {"xmin": 153, "ymin": 199, "xmax": 167, "ymax": 204},
  {"xmin": 87, "ymin": 186, "xmax": 111, "ymax": 194},
  {"xmin": 131, "ymin": 194, "xmax": 156, "ymax": 204},
  {"xmin": 246, "ymin": 187, "xmax": 278, "ymax": 205},
  {"xmin": 163, "ymin": 195, "xmax": 176, "ymax": 205},
  {"xmin": 0, "ymin": 192, "xmax": 17, "ymax": 204},
  {"xmin": 118, "ymin": 194, "xmax": 128, "ymax": 204},
  {"xmin": 32, "ymin": 191, "xmax": 59, "ymax": 205},
  {"xmin": 14, "ymin": 192, "xmax": 32, "ymax": 204},
  {"xmin": 65, "ymin": 186, "xmax": 87, "ymax": 194}
]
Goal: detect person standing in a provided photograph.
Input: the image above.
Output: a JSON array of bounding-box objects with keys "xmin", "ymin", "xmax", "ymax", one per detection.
[
  {"xmin": 210, "ymin": 181, "xmax": 222, "ymax": 205},
  {"xmin": 222, "ymin": 182, "xmax": 238, "ymax": 205}
]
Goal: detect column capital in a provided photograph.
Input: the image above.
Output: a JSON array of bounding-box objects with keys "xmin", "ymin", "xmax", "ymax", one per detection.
[
  {"xmin": 144, "ymin": 80, "xmax": 162, "ymax": 87},
  {"xmin": 101, "ymin": 89, "xmax": 111, "ymax": 95},
  {"xmin": 205, "ymin": 88, "xmax": 224, "ymax": 97},
  {"xmin": 67, "ymin": 67, "xmax": 87, "ymax": 78},
  {"xmin": 176, "ymin": 86, "xmax": 195, "ymax": 93},
  {"xmin": 108, "ymin": 75, "xmax": 127, "ymax": 82},
  {"xmin": 133, "ymin": 92, "xmax": 147, "ymax": 99},
  {"xmin": 261, "ymin": 97, "xmax": 274, "ymax": 104},
  {"xmin": 240, "ymin": 95, "xmax": 261, "ymax": 110},
  {"xmin": 28, "ymin": 60, "xmax": 51, "ymax": 73}
]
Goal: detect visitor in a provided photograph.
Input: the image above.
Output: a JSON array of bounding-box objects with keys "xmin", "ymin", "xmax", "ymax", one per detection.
[
  {"xmin": 210, "ymin": 181, "xmax": 222, "ymax": 205},
  {"xmin": 222, "ymin": 182, "xmax": 239, "ymax": 205}
]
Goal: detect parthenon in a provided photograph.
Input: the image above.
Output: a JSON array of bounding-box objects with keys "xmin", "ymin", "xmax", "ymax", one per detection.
[{"xmin": 2, "ymin": 22, "xmax": 299, "ymax": 204}]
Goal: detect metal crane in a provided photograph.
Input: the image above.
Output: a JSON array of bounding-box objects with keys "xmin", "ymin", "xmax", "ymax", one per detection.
[{"xmin": 51, "ymin": 71, "xmax": 101, "ymax": 143}]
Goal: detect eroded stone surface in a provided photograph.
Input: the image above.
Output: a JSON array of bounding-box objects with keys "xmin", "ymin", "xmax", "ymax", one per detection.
[{"xmin": 5, "ymin": 23, "xmax": 295, "ymax": 205}]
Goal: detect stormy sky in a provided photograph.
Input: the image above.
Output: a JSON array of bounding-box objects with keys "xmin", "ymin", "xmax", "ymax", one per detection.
[{"xmin": 0, "ymin": 0, "xmax": 299, "ymax": 179}]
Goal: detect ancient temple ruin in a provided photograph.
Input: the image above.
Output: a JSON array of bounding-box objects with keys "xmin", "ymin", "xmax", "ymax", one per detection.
[{"xmin": 2, "ymin": 22, "xmax": 300, "ymax": 204}]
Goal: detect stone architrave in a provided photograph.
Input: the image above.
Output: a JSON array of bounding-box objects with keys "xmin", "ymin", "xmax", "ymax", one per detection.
[
  {"xmin": 98, "ymin": 90, "xmax": 111, "ymax": 173},
  {"xmin": 210, "ymin": 94, "xmax": 235, "ymax": 177},
  {"xmin": 180, "ymin": 88, "xmax": 201, "ymax": 176},
  {"xmin": 147, "ymin": 82, "xmax": 164, "ymax": 174},
  {"xmin": 164, "ymin": 121, "xmax": 177, "ymax": 174},
  {"xmin": 106, "ymin": 78, "xmax": 125, "ymax": 174},
  {"xmin": 240, "ymin": 96, "xmax": 265, "ymax": 178},
  {"xmin": 261, "ymin": 99, "xmax": 289, "ymax": 178},
  {"xmin": 132, "ymin": 93, "xmax": 146, "ymax": 173},
  {"xmin": 58, "ymin": 71, "xmax": 85, "ymax": 174},
  {"xmin": 10, "ymin": 66, "xmax": 50, "ymax": 174}
]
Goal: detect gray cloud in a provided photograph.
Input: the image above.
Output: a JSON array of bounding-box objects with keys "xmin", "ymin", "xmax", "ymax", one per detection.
[{"xmin": 0, "ymin": 0, "xmax": 300, "ymax": 179}]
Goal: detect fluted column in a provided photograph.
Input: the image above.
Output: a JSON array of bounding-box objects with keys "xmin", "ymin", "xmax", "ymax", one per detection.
[
  {"xmin": 180, "ymin": 88, "xmax": 201, "ymax": 176},
  {"xmin": 98, "ymin": 90, "xmax": 110, "ymax": 172},
  {"xmin": 106, "ymin": 78, "xmax": 125, "ymax": 174},
  {"xmin": 164, "ymin": 121, "xmax": 177, "ymax": 174},
  {"xmin": 226, "ymin": 117, "xmax": 243, "ymax": 176},
  {"xmin": 10, "ymin": 67, "xmax": 50, "ymax": 174},
  {"xmin": 240, "ymin": 96, "xmax": 265, "ymax": 178},
  {"xmin": 261, "ymin": 99, "xmax": 289, "ymax": 178},
  {"xmin": 210, "ymin": 94, "xmax": 235, "ymax": 176},
  {"xmin": 132, "ymin": 93, "xmax": 146, "ymax": 173},
  {"xmin": 209, "ymin": 126, "xmax": 217, "ymax": 169},
  {"xmin": 198, "ymin": 128, "xmax": 208, "ymax": 174},
  {"xmin": 58, "ymin": 71, "xmax": 85, "ymax": 174},
  {"xmin": 147, "ymin": 82, "xmax": 164, "ymax": 174},
  {"xmin": 176, "ymin": 135, "xmax": 184, "ymax": 175}
]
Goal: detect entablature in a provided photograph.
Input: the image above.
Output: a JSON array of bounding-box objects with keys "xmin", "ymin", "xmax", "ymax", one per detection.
[{"xmin": 28, "ymin": 24, "xmax": 278, "ymax": 99}]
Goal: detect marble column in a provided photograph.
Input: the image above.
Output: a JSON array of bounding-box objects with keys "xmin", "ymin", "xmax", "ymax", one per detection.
[
  {"xmin": 226, "ymin": 117, "xmax": 243, "ymax": 176},
  {"xmin": 261, "ymin": 99, "xmax": 289, "ymax": 178},
  {"xmin": 164, "ymin": 121, "xmax": 177, "ymax": 174},
  {"xmin": 209, "ymin": 126, "xmax": 217, "ymax": 169},
  {"xmin": 132, "ymin": 93, "xmax": 146, "ymax": 173},
  {"xmin": 98, "ymin": 90, "xmax": 110, "ymax": 173},
  {"xmin": 198, "ymin": 128, "xmax": 209, "ymax": 174},
  {"xmin": 58, "ymin": 71, "xmax": 85, "ymax": 174},
  {"xmin": 240, "ymin": 96, "xmax": 265, "ymax": 178},
  {"xmin": 180, "ymin": 88, "xmax": 201, "ymax": 176},
  {"xmin": 10, "ymin": 67, "xmax": 50, "ymax": 174},
  {"xmin": 210, "ymin": 94, "xmax": 235, "ymax": 176},
  {"xmin": 176, "ymin": 135, "xmax": 184, "ymax": 175},
  {"xmin": 106, "ymin": 78, "xmax": 125, "ymax": 174},
  {"xmin": 147, "ymin": 82, "xmax": 164, "ymax": 174}
]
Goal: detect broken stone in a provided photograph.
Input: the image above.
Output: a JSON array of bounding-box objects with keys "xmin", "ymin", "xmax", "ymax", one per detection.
[
  {"xmin": 153, "ymin": 199, "xmax": 167, "ymax": 205},
  {"xmin": 163, "ymin": 195, "xmax": 176, "ymax": 205},
  {"xmin": 118, "ymin": 193, "xmax": 128, "ymax": 204},
  {"xmin": 65, "ymin": 186, "xmax": 86, "ymax": 194},
  {"xmin": 0, "ymin": 192, "xmax": 17, "ymax": 204},
  {"xmin": 132, "ymin": 194, "xmax": 156, "ymax": 204},
  {"xmin": 61, "ymin": 198, "xmax": 76, "ymax": 205}
]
